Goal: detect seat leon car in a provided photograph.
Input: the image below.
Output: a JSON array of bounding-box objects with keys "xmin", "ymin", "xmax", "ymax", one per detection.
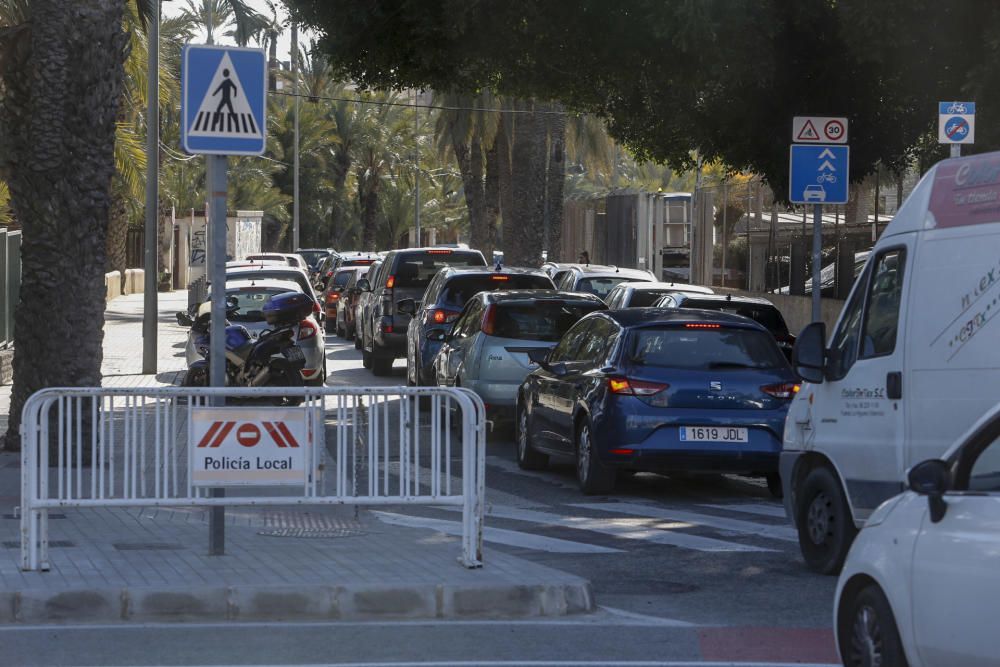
[
  {"xmin": 834, "ymin": 404, "xmax": 1000, "ymax": 667},
  {"xmin": 515, "ymin": 309, "xmax": 799, "ymax": 495},
  {"xmin": 431, "ymin": 290, "xmax": 606, "ymax": 424}
]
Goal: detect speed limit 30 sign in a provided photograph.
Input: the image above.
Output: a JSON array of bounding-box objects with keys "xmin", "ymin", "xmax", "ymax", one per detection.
[{"xmin": 793, "ymin": 116, "xmax": 848, "ymax": 144}]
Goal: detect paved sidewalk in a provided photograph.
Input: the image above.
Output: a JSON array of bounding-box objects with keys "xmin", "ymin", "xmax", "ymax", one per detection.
[{"xmin": 0, "ymin": 292, "xmax": 593, "ymax": 623}]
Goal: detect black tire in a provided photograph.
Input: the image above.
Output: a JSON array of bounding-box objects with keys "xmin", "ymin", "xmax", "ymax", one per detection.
[
  {"xmin": 766, "ymin": 472, "xmax": 783, "ymax": 499},
  {"xmin": 796, "ymin": 466, "xmax": 858, "ymax": 575},
  {"xmin": 371, "ymin": 354, "xmax": 393, "ymax": 376},
  {"xmin": 354, "ymin": 333, "xmax": 361, "ymax": 349},
  {"xmin": 362, "ymin": 349, "xmax": 372, "ymax": 369},
  {"xmin": 515, "ymin": 402, "xmax": 548, "ymax": 470},
  {"xmin": 838, "ymin": 584, "xmax": 909, "ymax": 667},
  {"xmin": 575, "ymin": 418, "xmax": 616, "ymax": 495},
  {"xmin": 269, "ymin": 362, "xmax": 304, "ymax": 406},
  {"xmin": 324, "ymin": 319, "xmax": 335, "ymax": 335}
]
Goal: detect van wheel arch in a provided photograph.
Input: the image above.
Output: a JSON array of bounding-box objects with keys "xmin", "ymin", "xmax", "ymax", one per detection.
[{"xmin": 791, "ymin": 453, "xmax": 860, "ymax": 526}]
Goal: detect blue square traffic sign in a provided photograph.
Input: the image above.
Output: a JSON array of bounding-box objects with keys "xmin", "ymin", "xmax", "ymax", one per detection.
[
  {"xmin": 182, "ymin": 45, "xmax": 267, "ymax": 156},
  {"xmin": 789, "ymin": 145, "xmax": 849, "ymax": 205}
]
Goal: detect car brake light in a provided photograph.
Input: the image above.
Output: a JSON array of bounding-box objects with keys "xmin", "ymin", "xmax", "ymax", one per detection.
[
  {"xmin": 608, "ymin": 377, "xmax": 668, "ymax": 396},
  {"xmin": 685, "ymin": 323, "xmax": 720, "ymax": 329},
  {"xmin": 326, "ymin": 292, "xmax": 340, "ymax": 303},
  {"xmin": 297, "ymin": 319, "xmax": 318, "ymax": 340},
  {"xmin": 480, "ymin": 304, "xmax": 496, "ymax": 335},
  {"xmin": 382, "ymin": 323, "xmax": 393, "ymax": 334},
  {"xmin": 491, "ymin": 275, "xmax": 509, "ymax": 281},
  {"xmin": 609, "ymin": 448, "xmax": 634, "ymax": 455},
  {"xmin": 386, "ymin": 275, "xmax": 395, "ymax": 289},
  {"xmin": 761, "ymin": 382, "xmax": 801, "ymax": 399},
  {"xmin": 427, "ymin": 249, "xmax": 452, "ymax": 254},
  {"xmin": 432, "ymin": 309, "xmax": 460, "ymax": 324}
]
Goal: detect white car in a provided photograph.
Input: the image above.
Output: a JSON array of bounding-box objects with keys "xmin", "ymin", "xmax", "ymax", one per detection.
[
  {"xmin": 803, "ymin": 184, "xmax": 826, "ymax": 201},
  {"xmin": 834, "ymin": 404, "xmax": 1000, "ymax": 667}
]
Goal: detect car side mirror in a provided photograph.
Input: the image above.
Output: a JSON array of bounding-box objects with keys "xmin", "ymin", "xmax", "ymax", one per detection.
[
  {"xmin": 426, "ymin": 328, "xmax": 447, "ymax": 342},
  {"xmin": 527, "ymin": 347, "xmax": 551, "ymax": 370},
  {"xmin": 908, "ymin": 459, "xmax": 951, "ymax": 523},
  {"xmin": 397, "ymin": 298, "xmax": 417, "ymax": 316},
  {"xmin": 357, "ymin": 278, "xmax": 371, "ymax": 292},
  {"xmin": 792, "ymin": 321, "xmax": 826, "ymax": 383},
  {"xmin": 175, "ymin": 311, "xmax": 193, "ymax": 327}
]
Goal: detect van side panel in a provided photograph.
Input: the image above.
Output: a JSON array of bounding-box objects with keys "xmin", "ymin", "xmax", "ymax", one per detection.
[{"xmin": 906, "ymin": 223, "xmax": 1000, "ymax": 468}]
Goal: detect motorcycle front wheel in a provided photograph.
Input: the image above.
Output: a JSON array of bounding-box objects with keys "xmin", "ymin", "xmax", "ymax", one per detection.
[{"xmin": 268, "ymin": 359, "xmax": 305, "ymax": 406}]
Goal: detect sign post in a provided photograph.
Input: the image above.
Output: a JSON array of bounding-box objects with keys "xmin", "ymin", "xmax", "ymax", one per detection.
[
  {"xmin": 789, "ymin": 140, "xmax": 850, "ymax": 323},
  {"xmin": 182, "ymin": 44, "xmax": 267, "ymax": 556},
  {"xmin": 938, "ymin": 101, "xmax": 975, "ymax": 158}
]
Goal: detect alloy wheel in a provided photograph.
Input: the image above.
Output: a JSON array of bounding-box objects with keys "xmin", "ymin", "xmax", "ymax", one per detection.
[
  {"xmin": 577, "ymin": 425, "xmax": 591, "ymax": 482},
  {"xmin": 848, "ymin": 604, "xmax": 884, "ymax": 667},
  {"xmin": 518, "ymin": 408, "xmax": 529, "ymax": 460}
]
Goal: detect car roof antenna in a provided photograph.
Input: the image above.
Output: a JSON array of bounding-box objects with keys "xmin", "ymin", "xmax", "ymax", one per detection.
[{"xmin": 495, "ymin": 260, "xmax": 503, "ymax": 271}]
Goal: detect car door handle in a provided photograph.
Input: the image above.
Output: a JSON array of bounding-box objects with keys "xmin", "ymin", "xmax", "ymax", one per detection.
[{"xmin": 887, "ymin": 371, "xmax": 902, "ymax": 400}]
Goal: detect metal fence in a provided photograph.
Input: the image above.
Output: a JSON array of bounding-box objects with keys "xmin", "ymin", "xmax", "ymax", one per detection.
[
  {"xmin": 1, "ymin": 228, "xmax": 21, "ymax": 349},
  {"xmin": 20, "ymin": 385, "xmax": 486, "ymax": 571}
]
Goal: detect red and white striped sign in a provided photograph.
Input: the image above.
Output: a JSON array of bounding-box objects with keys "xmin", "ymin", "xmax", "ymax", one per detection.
[{"xmin": 189, "ymin": 407, "xmax": 310, "ymax": 486}]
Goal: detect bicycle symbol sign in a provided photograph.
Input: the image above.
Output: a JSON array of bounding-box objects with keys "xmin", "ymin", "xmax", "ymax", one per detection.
[{"xmin": 938, "ymin": 102, "xmax": 975, "ymax": 145}]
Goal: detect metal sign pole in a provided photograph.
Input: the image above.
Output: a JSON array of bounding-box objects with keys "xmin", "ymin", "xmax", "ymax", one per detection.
[
  {"xmin": 951, "ymin": 144, "xmax": 961, "ymax": 158},
  {"xmin": 207, "ymin": 154, "xmax": 227, "ymax": 555},
  {"xmin": 812, "ymin": 203, "xmax": 822, "ymax": 323},
  {"xmin": 142, "ymin": 0, "xmax": 160, "ymax": 374}
]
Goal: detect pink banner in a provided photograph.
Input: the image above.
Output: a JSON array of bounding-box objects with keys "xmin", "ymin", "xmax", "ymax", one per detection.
[{"xmin": 929, "ymin": 154, "xmax": 1000, "ymax": 228}]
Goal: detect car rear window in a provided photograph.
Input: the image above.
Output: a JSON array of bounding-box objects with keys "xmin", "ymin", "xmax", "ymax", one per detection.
[
  {"xmin": 227, "ymin": 288, "xmax": 293, "ymax": 322},
  {"xmin": 627, "ymin": 327, "xmax": 787, "ymax": 370},
  {"xmin": 680, "ymin": 300, "xmax": 789, "ymax": 336},
  {"xmin": 340, "ymin": 258, "xmax": 376, "ymax": 267},
  {"xmin": 228, "ymin": 271, "xmax": 313, "ymax": 299},
  {"xmin": 391, "ymin": 251, "xmax": 486, "ymax": 289},
  {"xmin": 440, "ymin": 274, "xmax": 554, "ymax": 306},
  {"xmin": 492, "ymin": 301, "xmax": 605, "ymax": 342},
  {"xmin": 627, "ymin": 289, "xmax": 684, "ymax": 307},
  {"xmin": 332, "ymin": 271, "xmax": 354, "ymax": 288},
  {"xmin": 576, "ymin": 276, "xmax": 629, "ymax": 298}
]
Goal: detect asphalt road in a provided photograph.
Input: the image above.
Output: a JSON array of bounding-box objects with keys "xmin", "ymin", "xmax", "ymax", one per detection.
[{"xmin": 1, "ymin": 335, "xmax": 840, "ymax": 667}]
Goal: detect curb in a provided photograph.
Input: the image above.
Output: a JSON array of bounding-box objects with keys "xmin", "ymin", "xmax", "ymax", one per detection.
[{"xmin": 2, "ymin": 580, "xmax": 595, "ymax": 623}]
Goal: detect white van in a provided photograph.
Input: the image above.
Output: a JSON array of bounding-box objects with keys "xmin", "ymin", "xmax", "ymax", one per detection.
[{"xmin": 781, "ymin": 151, "xmax": 1000, "ymax": 574}]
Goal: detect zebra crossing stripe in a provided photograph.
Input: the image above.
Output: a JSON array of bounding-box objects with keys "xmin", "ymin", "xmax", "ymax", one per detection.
[
  {"xmin": 571, "ymin": 503, "xmax": 797, "ymax": 542},
  {"xmin": 699, "ymin": 503, "xmax": 789, "ymax": 520},
  {"xmin": 372, "ymin": 511, "xmax": 623, "ymax": 554},
  {"xmin": 470, "ymin": 506, "xmax": 773, "ymax": 553}
]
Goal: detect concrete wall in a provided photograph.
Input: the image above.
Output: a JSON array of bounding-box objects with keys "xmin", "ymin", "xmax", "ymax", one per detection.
[
  {"xmin": 123, "ymin": 269, "xmax": 144, "ymax": 295},
  {"xmin": 105, "ymin": 272, "xmax": 121, "ymax": 301},
  {"xmin": 714, "ymin": 287, "xmax": 843, "ymax": 335}
]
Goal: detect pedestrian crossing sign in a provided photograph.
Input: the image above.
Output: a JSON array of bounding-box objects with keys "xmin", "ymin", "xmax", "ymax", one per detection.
[{"xmin": 182, "ymin": 44, "xmax": 267, "ymax": 156}]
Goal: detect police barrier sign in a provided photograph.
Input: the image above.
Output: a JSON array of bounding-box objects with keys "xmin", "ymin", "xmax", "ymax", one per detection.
[{"xmin": 189, "ymin": 407, "xmax": 310, "ymax": 486}]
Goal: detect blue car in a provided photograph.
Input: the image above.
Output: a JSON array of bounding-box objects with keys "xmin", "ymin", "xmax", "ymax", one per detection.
[{"xmin": 515, "ymin": 309, "xmax": 799, "ymax": 495}]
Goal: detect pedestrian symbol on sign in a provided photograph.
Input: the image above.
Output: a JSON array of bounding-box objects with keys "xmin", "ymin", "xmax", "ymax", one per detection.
[{"xmin": 188, "ymin": 52, "xmax": 262, "ymax": 140}]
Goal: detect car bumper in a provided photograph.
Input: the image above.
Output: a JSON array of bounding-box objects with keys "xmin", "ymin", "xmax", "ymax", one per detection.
[
  {"xmin": 374, "ymin": 329, "xmax": 407, "ymax": 357},
  {"xmin": 465, "ymin": 379, "xmax": 520, "ymax": 409},
  {"xmin": 416, "ymin": 340, "xmax": 444, "ymax": 383},
  {"xmin": 594, "ymin": 414, "xmax": 785, "ymax": 474}
]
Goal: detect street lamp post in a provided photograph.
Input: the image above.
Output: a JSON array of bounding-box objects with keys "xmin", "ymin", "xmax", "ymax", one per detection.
[
  {"xmin": 142, "ymin": 0, "xmax": 161, "ymax": 375},
  {"xmin": 292, "ymin": 23, "xmax": 300, "ymax": 251}
]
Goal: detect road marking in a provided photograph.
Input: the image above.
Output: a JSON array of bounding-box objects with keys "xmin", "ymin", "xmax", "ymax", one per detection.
[
  {"xmin": 460, "ymin": 505, "xmax": 772, "ymax": 553},
  {"xmin": 486, "ymin": 455, "xmax": 579, "ymax": 489},
  {"xmin": 572, "ymin": 502, "xmax": 797, "ymax": 542},
  {"xmin": 699, "ymin": 502, "xmax": 788, "ymax": 519},
  {"xmin": 598, "ymin": 605, "xmax": 696, "ymax": 627},
  {"xmin": 372, "ymin": 511, "xmax": 622, "ymax": 554}
]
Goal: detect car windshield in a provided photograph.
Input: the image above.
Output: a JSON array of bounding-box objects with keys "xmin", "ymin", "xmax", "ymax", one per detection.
[
  {"xmin": 331, "ymin": 271, "xmax": 353, "ymax": 288},
  {"xmin": 627, "ymin": 326, "xmax": 787, "ymax": 370},
  {"xmin": 439, "ymin": 274, "xmax": 553, "ymax": 306},
  {"xmin": 628, "ymin": 289, "xmax": 686, "ymax": 307},
  {"xmin": 680, "ymin": 301, "xmax": 789, "ymax": 336},
  {"xmin": 226, "ymin": 287, "xmax": 295, "ymax": 322},
  {"xmin": 492, "ymin": 301, "xmax": 604, "ymax": 341},
  {"xmin": 576, "ymin": 276, "xmax": 629, "ymax": 298},
  {"xmin": 391, "ymin": 251, "xmax": 486, "ymax": 289}
]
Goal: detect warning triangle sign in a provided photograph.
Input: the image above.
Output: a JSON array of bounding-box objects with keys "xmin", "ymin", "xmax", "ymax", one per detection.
[
  {"xmin": 796, "ymin": 120, "xmax": 820, "ymax": 142},
  {"xmin": 188, "ymin": 52, "xmax": 262, "ymax": 139}
]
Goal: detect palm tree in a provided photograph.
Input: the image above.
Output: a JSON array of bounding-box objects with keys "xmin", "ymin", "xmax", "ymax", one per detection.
[{"xmin": 0, "ymin": 0, "xmax": 129, "ymax": 450}]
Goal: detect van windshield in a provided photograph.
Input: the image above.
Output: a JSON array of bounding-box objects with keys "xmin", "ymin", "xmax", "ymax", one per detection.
[{"xmin": 392, "ymin": 251, "xmax": 486, "ymax": 289}]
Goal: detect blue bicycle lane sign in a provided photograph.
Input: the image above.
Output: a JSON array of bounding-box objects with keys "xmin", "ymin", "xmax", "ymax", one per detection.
[
  {"xmin": 938, "ymin": 101, "xmax": 975, "ymax": 145},
  {"xmin": 182, "ymin": 45, "xmax": 267, "ymax": 156}
]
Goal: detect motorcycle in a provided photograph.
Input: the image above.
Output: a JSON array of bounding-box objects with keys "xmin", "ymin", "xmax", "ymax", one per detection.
[{"xmin": 176, "ymin": 292, "xmax": 311, "ymax": 405}]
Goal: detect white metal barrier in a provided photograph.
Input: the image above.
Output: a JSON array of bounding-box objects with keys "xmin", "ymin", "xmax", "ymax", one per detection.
[{"xmin": 20, "ymin": 386, "xmax": 486, "ymax": 571}]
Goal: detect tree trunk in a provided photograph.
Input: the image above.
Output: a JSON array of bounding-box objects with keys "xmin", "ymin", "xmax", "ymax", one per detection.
[
  {"xmin": 483, "ymin": 135, "xmax": 501, "ymax": 261},
  {"xmin": 330, "ymin": 149, "xmax": 351, "ymax": 245},
  {"xmin": 359, "ymin": 181, "xmax": 379, "ymax": 251},
  {"xmin": 105, "ymin": 186, "xmax": 128, "ymax": 294},
  {"xmin": 496, "ymin": 116, "xmax": 514, "ymax": 259},
  {"xmin": 543, "ymin": 104, "xmax": 566, "ymax": 262},
  {"xmin": 1, "ymin": 0, "xmax": 127, "ymax": 451},
  {"xmin": 506, "ymin": 101, "xmax": 546, "ymax": 267}
]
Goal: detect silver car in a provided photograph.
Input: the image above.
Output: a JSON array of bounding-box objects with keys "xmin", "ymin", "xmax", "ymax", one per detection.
[
  {"xmin": 184, "ymin": 279, "xmax": 327, "ymax": 386},
  {"xmin": 431, "ymin": 290, "xmax": 606, "ymax": 423},
  {"xmin": 603, "ymin": 281, "xmax": 714, "ymax": 309}
]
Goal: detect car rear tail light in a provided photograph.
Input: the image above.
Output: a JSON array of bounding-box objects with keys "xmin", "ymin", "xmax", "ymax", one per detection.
[
  {"xmin": 480, "ymin": 304, "xmax": 497, "ymax": 335},
  {"xmin": 382, "ymin": 323, "xmax": 393, "ymax": 334},
  {"xmin": 608, "ymin": 377, "xmax": 669, "ymax": 396},
  {"xmin": 761, "ymin": 382, "xmax": 801, "ymax": 399},
  {"xmin": 326, "ymin": 292, "xmax": 340, "ymax": 303},
  {"xmin": 297, "ymin": 319, "xmax": 318, "ymax": 341},
  {"xmin": 427, "ymin": 249, "xmax": 453, "ymax": 254},
  {"xmin": 386, "ymin": 275, "xmax": 395, "ymax": 289},
  {"xmin": 685, "ymin": 323, "xmax": 720, "ymax": 329},
  {"xmin": 432, "ymin": 309, "xmax": 460, "ymax": 324},
  {"xmin": 609, "ymin": 448, "xmax": 634, "ymax": 455},
  {"xmin": 491, "ymin": 275, "xmax": 509, "ymax": 281}
]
